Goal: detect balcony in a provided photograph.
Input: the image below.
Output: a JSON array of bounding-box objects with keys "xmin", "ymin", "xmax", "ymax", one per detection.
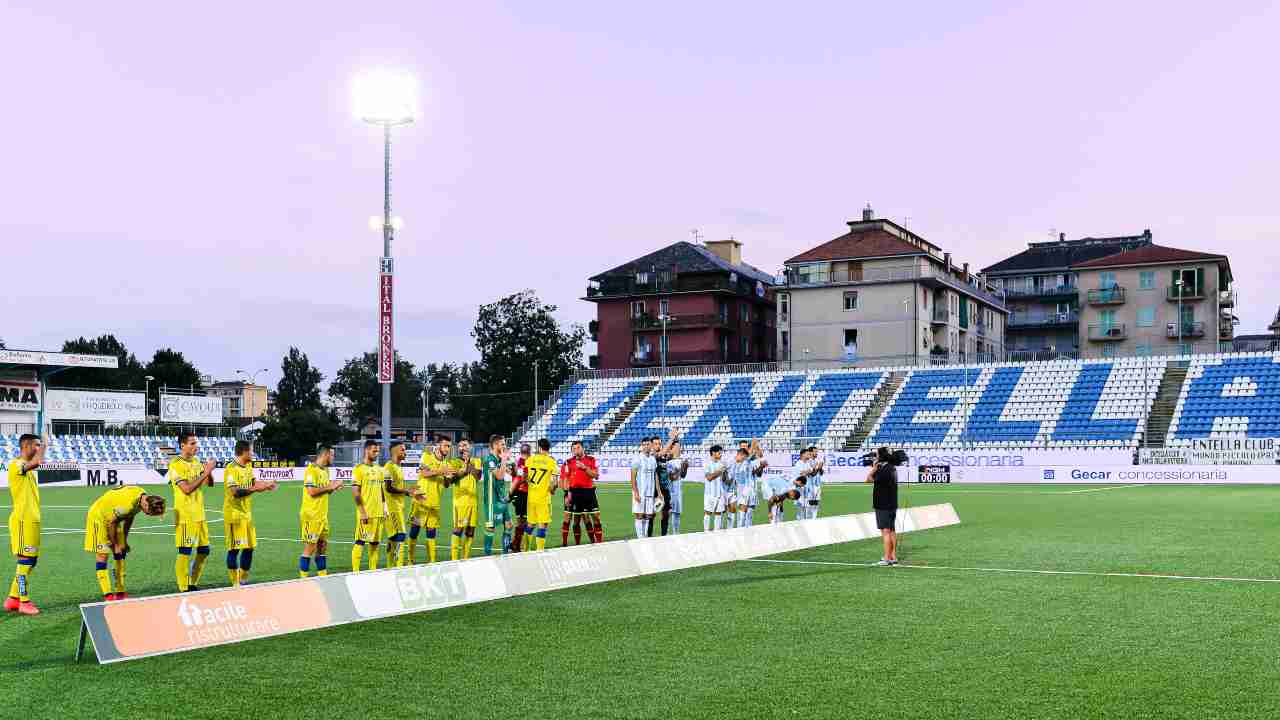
[
  {"xmin": 1166, "ymin": 285, "xmax": 1205, "ymax": 302},
  {"xmin": 1166, "ymin": 321, "xmax": 1205, "ymax": 339},
  {"xmin": 974, "ymin": 321, "xmax": 988, "ymax": 337},
  {"xmin": 630, "ymin": 350, "xmax": 737, "ymax": 367},
  {"xmin": 1086, "ymin": 287, "xmax": 1126, "ymax": 305},
  {"xmin": 587, "ymin": 273, "xmax": 768, "ymax": 301},
  {"xmin": 783, "ymin": 265, "xmax": 1007, "ymax": 310},
  {"xmin": 1008, "ymin": 310, "xmax": 1079, "ymax": 329},
  {"xmin": 1219, "ymin": 289, "xmax": 1236, "ymax": 307},
  {"xmin": 1003, "ymin": 284, "xmax": 1078, "ymax": 301},
  {"xmin": 1219, "ymin": 323, "xmax": 1234, "ymax": 341},
  {"xmin": 1088, "ymin": 324, "xmax": 1127, "ymax": 341},
  {"xmin": 931, "ymin": 309, "xmax": 952, "ymax": 324},
  {"xmin": 630, "ymin": 313, "xmax": 727, "ymax": 331}
]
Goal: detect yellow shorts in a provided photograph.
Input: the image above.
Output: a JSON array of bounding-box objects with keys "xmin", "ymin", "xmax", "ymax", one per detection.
[
  {"xmin": 9, "ymin": 516, "xmax": 40, "ymax": 557},
  {"xmin": 528, "ymin": 497, "xmax": 551, "ymax": 526},
  {"xmin": 175, "ymin": 520, "xmax": 210, "ymax": 548},
  {"xmin": 300, "ymin": 516, "xmax": 330, "ymax": 543},
  {"xmin": 84, "ymin": 517, "xmax": 111, "ymax": 554},
  {"xmin": 386, "ymin": 506, "xmax": 407, "ymax": 537},
  {"xmin": 356, "ymin": 516, "xmax": 386, "ymax": 544},
  {"xmin": 410, "ymin": 503, "xmax": 441, "ymax": 530},
  {"xmin": 453, "ymin": 503, "xmax": 477, "ymax": 528},
  {"xmin": 224, "ymin": 519, "xmax": 257, "ymax": 550}
]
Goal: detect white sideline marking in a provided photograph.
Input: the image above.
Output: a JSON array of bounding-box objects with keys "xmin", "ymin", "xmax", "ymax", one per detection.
[
  {"xmin": 1052, "ymin": 484, "xmax": 1149, "ymax": 495},
  {"xmin": 744, "ymin": 558, "xmax": 1280, "ymax": 584}
]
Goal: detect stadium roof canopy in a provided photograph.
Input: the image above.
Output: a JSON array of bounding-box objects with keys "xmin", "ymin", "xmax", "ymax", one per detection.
[{"xmin": 0, "ymin": 348, "xmax": 119, "ymax": 379}]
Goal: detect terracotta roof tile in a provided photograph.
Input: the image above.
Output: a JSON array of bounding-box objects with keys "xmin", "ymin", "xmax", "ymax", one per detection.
[
  {"xmin": 785, "ymin": 228, "xmax": 923, "ymax": 264},
  {"xmin": 1071, "ymin": 244, "xmax": 1226, "ymax": 269}
]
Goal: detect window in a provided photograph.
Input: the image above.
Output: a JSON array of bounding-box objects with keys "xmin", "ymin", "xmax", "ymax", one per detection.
[
  {"xmin": 843, "ymin": 291, "xmax": 858, "ymax": 311},
  {"xmin": 659, "ymin": 299, "xmax": 669, "ymax": 317},
  {"xmin": 1100, "ymin": 272, "xmax": 1117, "ymax": 289},
  {"xmin": 720, "ymin": 335, "xmax": 729, "ymax": 361},
  {"xmin": 718, "ymin": 302, "xmax": 727, "ymax": 323},
  {"xmin": 843, "ymin": 329, "xmax": 858, "ymax": 358},
  {"xmin": 1137, "ymin": 307, "xmax": 1155, "ymax": 327},
  {"xmin": 659, "ymin": 334, "xmax": 668, "ymax": 358},
  {"xmin": 1180, "ymin": 304, "xmax": 1194, "ymax": 326},
  {"xmin": 630, "ymin": 301, "xmax": 646, "ymax": 319},
  {"xmin": 1099, "ymin": 309, "xmax": 1117, "ymax": 328},
  {"xmin": 1102, "ymin": 344, "xmax": 1117, "ymax": 358},
  {"xmin": 1139, "ymin": 271, "xmax": 1155, "ymax": 290},
  {"xmin": 779, "ymin": 293, "xmax": 789, "ymax": 316},
  {"xmin": 633, "ymin": 335, "xmax": 651, "ymax": 358},
  {"xmin": 742, "ymin": 302, "xmax": 750, "ymax": 323},
  {"xmin": 635, "ymin": 272, "xmax": 651, "ymax": 285},
  {"xmin": 741, "ymin": 337, "xmax": 749, "ymax": 357},
  {"xmin": 780, "ymin": 330, "xmax": 790, "ymax": 350},
  {"xmin": 1136, "ymin": 344, "xmax": 1152, "ymax": 357}
]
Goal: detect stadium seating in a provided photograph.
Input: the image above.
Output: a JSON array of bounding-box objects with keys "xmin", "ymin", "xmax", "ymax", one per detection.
[
  {"xmin": 1167, "ymin": 353, "xmax": 1280, "ymax": 444},
  {"xmin": 0, "ymin": 432, "xmax": 245, "ymax": 469},
  {"xmin": 512, "ymin": 354, "xmax": 1280, "ymax": 453}
]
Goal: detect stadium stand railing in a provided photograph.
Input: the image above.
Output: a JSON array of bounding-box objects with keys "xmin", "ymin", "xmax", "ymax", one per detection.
[{"xmin": 514, "ymin": 349, "xmax": 1280, "ymax": 455}]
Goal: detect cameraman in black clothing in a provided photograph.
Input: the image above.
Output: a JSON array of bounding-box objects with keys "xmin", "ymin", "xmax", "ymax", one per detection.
[{"xmin": 865, "ymin": 447, "xmax": 899, "ymax": 566}]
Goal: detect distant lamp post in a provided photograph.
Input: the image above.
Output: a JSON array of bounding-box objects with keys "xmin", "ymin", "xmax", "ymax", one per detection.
[
  {"xmin": 1175, "ymin": 276, "xmax": 1185, "ymax": 352},
  {"xmin": 354, "ymin": 67, "xmax": 417, "ymax": 461},
  {"xmin": 658, "ymin": 313, "xmax": 676, "ymax": 374},
  {"xmin": 236, "ymin": 368, "xmax": 270, "ymax": 418},
  {"xmin": 144, "ymin": 375, "xmax": 155, "ymax": 421}
]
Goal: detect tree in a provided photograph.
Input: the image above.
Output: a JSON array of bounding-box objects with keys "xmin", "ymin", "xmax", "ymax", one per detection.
[
  {"xmin": 327, "ymin": 352, "xmax": 423, "ymax": 423},
  {"xmin": 145, "ymin": 348, "xmax": 204, "ymax": 393},
  {"xmin": 57, "ymin": 335, "xmax": 146, "ymax": 390},
  {"xmin": 460, "ymin": 290, "xmax": 586, "ymax": 436},
  {"xmin": 258, "ymin": 409, "xmax": 342, "ymax": 463},
  {"xmin": 275, "ymin": 347, "xmax": 323, "ymax": 415}
]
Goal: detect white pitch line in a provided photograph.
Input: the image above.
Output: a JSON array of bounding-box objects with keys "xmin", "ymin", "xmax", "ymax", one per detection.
[{"xmin": 744, "ymin": 558, "xmax": 1280, "ymax": 585}]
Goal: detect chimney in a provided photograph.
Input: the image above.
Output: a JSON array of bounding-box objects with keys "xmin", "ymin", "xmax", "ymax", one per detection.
[
  {"xmin": 705, "ymin": 238, "xmax": 742, "ymax": 266},
  {"xmin": 944, "ymin": 252, "xmax": 952, "ymax": 273},
  {"xmin": 963, "ymin": 262, "xmax": 970, "ymax": 281},
  {"xmin": 862, "ymin": 203, "xmax": 874, "ymax": 221},
  {"xmin": 1059, "ymin": 232, "xmax": 1066, "ymax": 243}
]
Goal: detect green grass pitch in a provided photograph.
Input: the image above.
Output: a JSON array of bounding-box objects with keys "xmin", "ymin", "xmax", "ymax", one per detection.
[{"xmin": 5, "ymin": 481, "xmax": 1280, "ymax": 719}]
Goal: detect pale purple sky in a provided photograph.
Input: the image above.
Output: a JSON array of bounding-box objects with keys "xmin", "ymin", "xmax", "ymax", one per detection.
[{"xmin": 4, "ymin": 2, "xmax": 1278, "ymax": 385}]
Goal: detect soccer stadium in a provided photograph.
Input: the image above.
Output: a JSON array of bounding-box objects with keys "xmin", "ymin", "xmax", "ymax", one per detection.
[{"xmin": 7, "ymin": 5, "xmax": 1280, "ymax": 720}]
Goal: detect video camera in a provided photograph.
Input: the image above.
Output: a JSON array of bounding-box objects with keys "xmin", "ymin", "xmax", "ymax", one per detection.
[{"xmin": 860, "ymin": 449, "xmax": 909, "ymax": 467}]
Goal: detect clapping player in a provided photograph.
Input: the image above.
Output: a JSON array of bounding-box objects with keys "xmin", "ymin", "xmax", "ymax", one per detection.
[
  {"xmin": 383, "ymin": 441, "xmax": 411, "ymax": 566},
  {"xmin": 223, "ymin": 441, "xmax": 277, "ymax": 586},
  {"xmin": 300, "ymin": 444, "xmax": 343, "ymax": 578},
  {"xmin": 169, "ymin": 432, "xmax": 216, "ymax": 592},
  {"xmin": 6, "ymin": 434, "xmax": 44, "ymax": 614},
  {"xmin": 449, "ymin": 440, "xmax": 482, "ymax": 560},
  {"xmin": 351, "ymin": 440, "xmax": 388, "ymax": 572},
  {"xmin": 409, "ymin": 437, "xmax": 453, "ymax": 563}
]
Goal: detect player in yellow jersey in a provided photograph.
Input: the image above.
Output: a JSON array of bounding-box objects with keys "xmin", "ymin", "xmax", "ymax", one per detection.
[
  {"xmin": 168, "ymin": 431, "xmax": 217, "ymax": 592},
  {"xmin": 300, "ymin": 444, "xmax": 344, "ymax": 578},
  {"xmin": 448, "ymin": 439, "xmax": 483, "ymax": 560},
  {"xmin": 524, "ymin": 438, "xmax": 560, "ymax": 551},
  {"xmin": 223, "ymin": 441, "xmax": 277, "ymax": 587},
  {"xmin": 351, "ymin": 440, "xmax": 388, "ymax": 572},
  {"xmin": 382, "ymin": 441, "xmax": 412, "ymax": 566},
  {"xmin": 6, "ymin": 433, "xmax": 45, "ymax": 615},
  {"xmin": 84, "ymin": 485, "xmax": 165, "ymax": 601},
  {"xmin": 408, "ymin": 437, "xmax": 457, "ymax": 563}
]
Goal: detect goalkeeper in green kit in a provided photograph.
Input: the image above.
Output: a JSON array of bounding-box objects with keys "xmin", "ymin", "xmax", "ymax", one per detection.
[{"xmin": 482, "ymin": 434, "xmax": 514, "ymax": 555}]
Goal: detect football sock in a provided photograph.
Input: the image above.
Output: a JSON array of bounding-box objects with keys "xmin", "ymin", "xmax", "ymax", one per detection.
[
  {"xmin": 635, "ymin": 519, "xmax": 645, "ymax": 538},
  {"xmin": 646, "ymin": 514, "xmax": 655, "ymax": 537},
  {"xmin": 561, "ymin": 518, "xmax": 570, "ymax": 546},
  {"xmin": 462, "ymin": 534, "xmax": 473, "ymax": 560},
  {"xmin": 426, "ymin": 528, "xmax": 438, "ymax": 562},
  {"xmin": 315, "ymin": 555, "xmax": 327, "ymax": 576},
  {"xmin": 351, "ymin": 541, "xmax": 365, "ymax": 572},
  {"xmin": 112, "ymin": 554, "xmax": 125, "ymax": 594},
  {"xmin": 175, "ymin": 548, "xmax": 192, "ymax": 591},
  {"xmin": 299, "ymin": 555, "xmax": 312, "ymax": 578},
  {"xmin": 511, "ymin": 524, "xmax": 524, "ymax": 553},
  {"xmin": 451, "ymin": 532, "xmax": 461, "ymax": 561},
  {"xmin": 502, "ymin": 528, "xmax": 512, "ymax": 553},
  {"xmin": 660, "ymin": 513, "xmax": 669, "ymax": 536},
  {"xmin": 368, "ymin": 545, "xmax": 379, "ymax": 571},
  {"xmin": 524, "ymin": 526, "xmax": 534, "ymax": 551},
  {"xmin": 191, "ymin": 546, "xmax": 210, "ymax": 587},
  {"xmin": 396, "ymin": 541, "xmax": 407, "ymax": 566},
  {"xmin": 672, "ymin": 512, "xmax": 681, "ymax": 534},
  {"xmin": 714, "ymin": 514, "xmax": 723, "ymax": 531},
  {"xmin": 15, "ymin": 557, "xmax": 34, "ymax": 602},
  {"xmin": 573, "ymin": 520, "xmax": 582, "ymax": 545},
  {"xmin": 483, "ymin": 530, "xmax": 494, "ymax": 555},
  {"xmin": 95, "ymin": 561, "xmax": 112, "ymax": 596},
  {"xmin": 535, "ymin": 527, "xmax": 547, "ymax": 551},
  {"xmin": 227, "ymin": 550, "xmax": 241, "ymax": 584},
  {"xmin": 703, "ymin": 515, "xmax": 711, "ymax": 532}
]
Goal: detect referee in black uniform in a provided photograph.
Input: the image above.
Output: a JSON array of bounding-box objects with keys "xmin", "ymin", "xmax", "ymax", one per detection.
[{"xmin": 866, "ymin": 447, "xmax": 898, "ymax": 566}]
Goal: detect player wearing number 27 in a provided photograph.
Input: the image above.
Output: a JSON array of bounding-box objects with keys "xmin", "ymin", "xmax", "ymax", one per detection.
[{"xmin": 523, "ymin": 438, "xmax": 559, "ymax": 551}]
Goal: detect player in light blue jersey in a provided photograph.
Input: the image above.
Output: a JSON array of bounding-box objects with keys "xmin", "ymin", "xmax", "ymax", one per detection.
[
  {"xmin": 702, "ymin": 445, "xmax": 729, "ymax": 531},
  {"xmin": 728, "ymin": 439, "xmax": 768, "ymax": 528},
  {"xmin": 662, "ymin": 441, "xmax": 689, "ymax": 535},
  {"xmin": 802, "ymin": 447, "xmax": 826, "ymax": 519}
]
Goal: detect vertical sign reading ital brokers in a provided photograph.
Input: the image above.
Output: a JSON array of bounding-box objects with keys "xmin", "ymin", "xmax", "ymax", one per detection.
[{"xmin": 378, "ymin": 259, "xmax": 394, "ymax": 384}]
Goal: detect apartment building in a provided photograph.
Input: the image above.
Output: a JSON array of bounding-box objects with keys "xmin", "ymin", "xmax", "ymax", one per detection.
[{"xmin": 778, "ymin": 207, "xmax": 1007, "ymax": 367}]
